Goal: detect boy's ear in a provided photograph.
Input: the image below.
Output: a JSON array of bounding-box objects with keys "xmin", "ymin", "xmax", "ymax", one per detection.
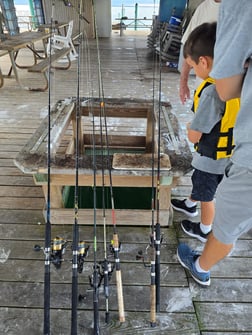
[
  {"xmin": 199, "ymin": 56, "xmax": 207, "ymax": 67},
  {"xmin": 199, "ymin": 56, "xmax": 212, "ymax": 69}
]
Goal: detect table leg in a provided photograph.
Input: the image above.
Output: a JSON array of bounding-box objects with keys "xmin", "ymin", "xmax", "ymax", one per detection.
[{"xmin": 8, "ymin": 50, "xmax": 24, "ymax": 88}]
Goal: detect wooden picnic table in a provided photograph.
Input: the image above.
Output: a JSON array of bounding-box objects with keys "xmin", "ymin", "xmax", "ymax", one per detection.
[{"xmin": 0, "ymin": 31, "xmax": 50, "ymax": 89}]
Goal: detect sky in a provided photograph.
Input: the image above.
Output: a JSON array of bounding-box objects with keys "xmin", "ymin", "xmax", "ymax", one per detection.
[{"xmin": 14, "ymin": 0, "xmax": 28, "ymax": 4}]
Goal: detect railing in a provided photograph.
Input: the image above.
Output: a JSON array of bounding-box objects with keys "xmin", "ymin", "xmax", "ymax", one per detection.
[
  {"xmin": 112, "ymin": 3, "xmax": 159, "ymax": 30},
  {"xmin": 17, "ymin": 16, "xmax": 37, "ymax": 32}
]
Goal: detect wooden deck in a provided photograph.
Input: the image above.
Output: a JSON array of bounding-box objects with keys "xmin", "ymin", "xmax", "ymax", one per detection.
[{"xmin": 0, "ymin": 32, "xmax": 252, "ymax": 334}]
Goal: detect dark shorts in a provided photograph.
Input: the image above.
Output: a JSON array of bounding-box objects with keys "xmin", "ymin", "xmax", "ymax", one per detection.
[{"xmin": 191, "ymin": 169, "xmax": 223, "ymax": 202}]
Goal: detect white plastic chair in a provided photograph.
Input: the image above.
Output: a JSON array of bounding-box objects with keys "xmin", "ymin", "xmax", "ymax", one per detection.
[{"xmin": 48, "ymin": 20, "xmax": 78, "ymax": 61}]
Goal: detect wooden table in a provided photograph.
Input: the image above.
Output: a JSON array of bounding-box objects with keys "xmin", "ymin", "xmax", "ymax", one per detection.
[{"xmin": 0, "ymin": 31, "xmax": 50, "ymax": 88}]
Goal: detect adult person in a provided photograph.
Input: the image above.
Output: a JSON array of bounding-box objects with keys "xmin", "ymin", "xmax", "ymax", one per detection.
[
  {"xmin": 179, "ymin": 0, "xmax": 221, "ymax": 104},
  {"xmin": 177, "ymin": 0, "xmax": 252, "ymax": 286}
]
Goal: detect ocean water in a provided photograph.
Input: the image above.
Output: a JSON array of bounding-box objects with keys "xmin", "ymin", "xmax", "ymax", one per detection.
[
  {"xmin": 15, "ymin": 3, "xmax": 159, "ymax": 31},
  {"xmin": 112, "ymin": 4, "xmax": 159, "ymax": 26}
]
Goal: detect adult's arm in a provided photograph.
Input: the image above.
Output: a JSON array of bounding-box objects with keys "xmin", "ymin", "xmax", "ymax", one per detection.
[
  {"xmin": 179, "ymin": 59, "xmax": 192, "ymax": 104},
  {"xmin": 215, "ymin": 73, "xmax": 245, "ymax": 102}
]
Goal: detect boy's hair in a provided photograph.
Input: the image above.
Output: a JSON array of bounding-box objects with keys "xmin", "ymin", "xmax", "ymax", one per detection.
[{"xmin": 183, "ymin": 22, "xmax": 217, "ymax": 63}]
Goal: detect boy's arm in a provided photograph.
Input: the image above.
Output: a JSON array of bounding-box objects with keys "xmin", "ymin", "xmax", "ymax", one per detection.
[{"xmin": 186, "ymin": 122, "xmax": 202, "ymax": 144}]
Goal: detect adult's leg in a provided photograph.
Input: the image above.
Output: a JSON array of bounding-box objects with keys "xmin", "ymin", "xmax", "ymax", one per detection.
[{"xmin": 198, "ymin": 163, "xmax": 252, "ymax": 271}]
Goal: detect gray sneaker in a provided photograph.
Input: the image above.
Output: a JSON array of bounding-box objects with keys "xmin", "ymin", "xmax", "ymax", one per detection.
[
  {"xmin": 171, "ymin": 198, "xmax": 198, "ymax": 217},
  {"xmin": 181, "ymin": 220, "xmax": 210, "ymax": 243}
]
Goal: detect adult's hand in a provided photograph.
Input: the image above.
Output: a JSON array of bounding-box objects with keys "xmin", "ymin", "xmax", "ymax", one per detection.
[{"xmin": 179, "ymin": 59, "xmax": 192, "ymax": 104}]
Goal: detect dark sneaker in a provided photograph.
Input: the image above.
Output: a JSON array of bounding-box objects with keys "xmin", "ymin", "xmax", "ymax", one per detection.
[
  {"xmin": 181, "ymin": 220, "xmax": 210, "ymax": 243},
  {"xmin": 177, "ymin": 243, "xmax": 210, "ymax": 286},
  {"xmin": 171, "ymin": 199, "xmax": 198, "ymax": 217}
]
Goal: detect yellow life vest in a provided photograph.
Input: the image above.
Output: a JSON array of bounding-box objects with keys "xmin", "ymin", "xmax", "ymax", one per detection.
[
  {"xmin": 193, "ymin": 77, "xmax": 240, "ymax": 160},
  {"xmin": 193, "ymin": 77, "xmax": 215, "ymax": 112}
]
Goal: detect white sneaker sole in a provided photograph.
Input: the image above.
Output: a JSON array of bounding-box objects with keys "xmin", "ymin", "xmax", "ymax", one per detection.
[{"xmin": 171, "ymin": 205, "xmax": 198, "ymax": 218}]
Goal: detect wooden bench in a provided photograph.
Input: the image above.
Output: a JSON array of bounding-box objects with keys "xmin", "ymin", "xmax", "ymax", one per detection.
[{"xmin": 28, "ymin": 47, "xmax": 71, "ymax": 91}]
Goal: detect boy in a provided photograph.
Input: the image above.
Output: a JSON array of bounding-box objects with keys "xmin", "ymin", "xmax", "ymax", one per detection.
[
  {"xmin": 171, "ymin": 22, "xmax": 240, "ymax": 244},
  {"xmin": 179, "ymin": 0, "xmax": 221, "ymax": 104}
]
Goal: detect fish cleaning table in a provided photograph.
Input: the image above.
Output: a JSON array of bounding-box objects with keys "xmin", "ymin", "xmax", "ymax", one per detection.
[{"xmin": 14, "ymin": 98, "xmax": 192, "ymax": 226}]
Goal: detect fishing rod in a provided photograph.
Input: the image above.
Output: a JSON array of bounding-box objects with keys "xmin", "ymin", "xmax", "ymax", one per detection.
[
  {"xmin": 142, "ymin": 47, "xmax": 159, "ymax": 327},
  {"xmin": 154, "ymin": 23, "xmax": 164, "ymax": 314},
  {"xmin": 43, "ymin": 3, "xmax": 55, "ymax": 334},
  {"xmin": 90, "ymin": 0, "xmax": 125, "ymax": 325},
  {"xmin": 93, "ymin": 31, "xmax": 126, "ymax": 327},
  {"xmin": 85, "ymin": 3, "xmax": 102, "ymax": 334},
  {"xmin": 98, "ymin": 102, "xmax": 115, "ymax": 324},
  {"xmin": 136, "ymin": 15, "xmax": 163, "ymax": 323},
  {"xmin": 104, "ymin": 104, "xmax": 125, "ymax": 323},
  {"xmin": 87, "ymin": 94, "xmax": 101, "ymax": 335},
  {"xmin": 149, "ymin": 72, "xmax": 158, "ymax": 326},
  {"xmin": 71, "ymin": 1, "xmax": 84, "ymax": 333},
  {"xmin": 70, "ymin": 95, "xmax": 80, "ymax": 335},
  {"xmin": 98, "ymin": 100, "xmax": 125, "ymax": 323}
]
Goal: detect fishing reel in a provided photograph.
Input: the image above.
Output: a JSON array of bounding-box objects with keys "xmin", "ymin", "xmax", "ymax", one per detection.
[
  {"xmin": 34, "ymin": 236, "xmax": 68, "ymax": 269},
  {"xmin": 99, "ymin": 259, "xmax": 115, "ymax": 282},
  {"xmin": 88, "ymin": 264, "xmax": 104, "ymax": 289},
  {"xmin": 79, "ymin": 263, "xmax": 104, "ymax": 303},
  {"xmin": 87, "ymin": 260, "xmax": 114, "ymax": 296},
  {"xmin": 109, "ymin": 237, "xmax": 122, "ymax": 255},
  {"xmin": 51, "ymin": 237, "xmax": 68, "ymax": 269},
  {"xmin": 136, "ymin": 230, "xmax": 164, "ymax": 268},
  {"xmin": 136, "ymin": 249, "xmax": 151, "ymax": 267},
  {"xmin": 77, "ymin": 240, "xmax": 89, "ymax": 274}
]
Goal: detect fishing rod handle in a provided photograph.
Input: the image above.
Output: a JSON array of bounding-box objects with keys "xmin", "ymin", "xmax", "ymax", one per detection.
[
  {"xmin": 116, "ymin": 270, "xmax": 125, "ymax": 323},
  {"xmin": 150, "ymin": 284, "xmax": 156, "ymax": 327}
]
